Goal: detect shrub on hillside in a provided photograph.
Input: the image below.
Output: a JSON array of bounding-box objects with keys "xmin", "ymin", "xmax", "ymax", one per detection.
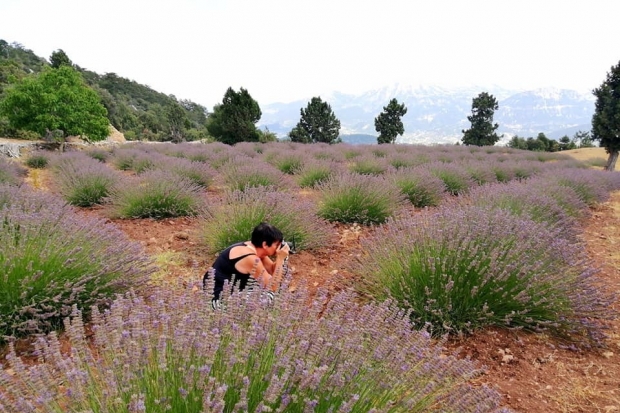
[
  {"xmin": 317, "ymin": 172, "xmax": 405, "ymax": 225},
  {"xmin": 50, "ymin": 152, "xmax": 121, "ymax": 207},
  {"xmin": 0, "ymin": 285, "xmax": 509, "ymax": 413},
  {"xmin": 0, "ymin": 185, "xmax": 154, "ymax": 339},
  {"xmin": 201, "ymin": 186, "xmax": 333, "ymax": 254},
  {"xmin": 109, "ymin": 169, "xmax": 204, "ymax": 218},
  {"xmin": 352, "ymin": 206, "xmax": 612, "ymax": 344}
]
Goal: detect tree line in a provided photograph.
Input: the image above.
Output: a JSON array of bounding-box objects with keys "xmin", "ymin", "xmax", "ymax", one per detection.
[{"xmin": 0, "ymin": 39, "xmax": 618, "ymax": 170}]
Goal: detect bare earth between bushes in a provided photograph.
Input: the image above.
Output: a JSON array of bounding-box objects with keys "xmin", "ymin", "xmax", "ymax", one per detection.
[{"xmin": 14, "ymin": 146, "xmax": 620, "ymax": 412}]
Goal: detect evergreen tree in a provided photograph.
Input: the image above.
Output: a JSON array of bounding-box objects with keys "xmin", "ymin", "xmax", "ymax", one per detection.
[
  {"xmin": 592, "ymin": 60, "xmax": 620, "ymax": 171},
  {"xmin": 573, "ymin": 130, "xmax": 594, "ymax": 148},
  {"xmin": 49, "ymin": 49, "xmax": 72, "ymax": 68},
  {"xmin": 461, "ymin": 92, "xmax": 500, "ymax": 146},
  {"xmin": 207, "ymin": 87, "xmax": 261, "ymax": 145},
  {"xmin": 375, "ymin": 98, "xmax": 407, "ymax": 144},
  {"xmin": 289, "ymin": 97, "xmax": 341, "ymax": 144},
  {"xmin": 0, "ymin": 66, "xmax": 109, "ymax": 141}
]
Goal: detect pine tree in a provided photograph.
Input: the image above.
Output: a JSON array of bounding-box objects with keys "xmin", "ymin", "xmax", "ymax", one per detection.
[
  {"xmin": 375, "ymin": 98, "xmax": 407, "ymax": 144},
  {"xmin": 207, "ymin": 87, "xmax": 261, "ymax": 145},
  {"xmin": 461, "ymin": 92, "xmax": 500, "ymax": 146},
  {"xmin": 592, "ymin": 60, "xmax": 620, "ymax": 171},
  {"xmin": 289, "ymin": 97, "xmax": 341, "ymax": 144}
]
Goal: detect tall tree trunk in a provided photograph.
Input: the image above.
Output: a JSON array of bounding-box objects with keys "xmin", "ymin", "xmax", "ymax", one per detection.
[{"xmin": 605, "ymin": 149, "xmax": 619, "ymax": 171}]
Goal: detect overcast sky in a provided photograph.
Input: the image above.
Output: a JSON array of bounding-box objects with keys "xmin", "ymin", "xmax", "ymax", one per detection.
[{"xmin": 1, "ymin": 0, "xmax": 619, "ymax": 109}]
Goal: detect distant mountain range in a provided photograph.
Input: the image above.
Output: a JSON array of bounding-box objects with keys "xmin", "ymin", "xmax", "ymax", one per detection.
[{"xmin": 257, "ymin": 84, "xmax": 595, "ymax": 145}]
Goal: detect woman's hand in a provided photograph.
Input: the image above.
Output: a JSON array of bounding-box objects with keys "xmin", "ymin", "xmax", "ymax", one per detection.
[{"xmin": 276, "ymin": 242, "xmax": 290, "ymax": 260}]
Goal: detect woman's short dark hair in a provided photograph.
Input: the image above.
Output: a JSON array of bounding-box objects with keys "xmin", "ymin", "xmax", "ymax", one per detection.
[{"xmin": 251, "ymin": 222, "xmax": 283, "ymax": 247}]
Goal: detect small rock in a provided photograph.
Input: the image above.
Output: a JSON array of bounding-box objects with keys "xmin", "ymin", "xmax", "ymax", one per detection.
[
  {"xmin": 602, "ymin": 351, "xmax": 614, "ymax": 359},
  {"xmin": 174, "ymin": 232, "xmax": 189, "ymax": 240}
]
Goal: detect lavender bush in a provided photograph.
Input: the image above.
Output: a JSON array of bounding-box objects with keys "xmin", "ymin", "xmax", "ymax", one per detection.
[
  {"xmin": 317, "ymin": 172, "xmax": 406, "ymax": 225},
  {"xmin": 201, "ymin": 186, "xmax": 333, "ymax": 254},
  {"xmin": 24, "ymin": 150, "xmax": 51, "ymax": 169},
  {"xmin": 387, "ymin": 166, "xmax": 446, "ymax": 208},
  {"xmin": 352, "ymin": 206, "xmax": 613, "ymax": 344},
  {"xmin": 465, "ymin": 181, "xmax": 580, "ymax": 241},
  {"xmin": 0, "ymin": 156, "xmax": 26, "ymax": 185},
  {"xmin": 84, "ymin": 147, "xmax": 112, "ymax": 163},
  {"xmin": 50, "ymin": 152, "xmax": 121, "ymax": 207},
  {"xmin": 425, "ymin": 162, "xmax": 476, "ymax": 196},
  {"xmin": 109, "ymin": 169, "xmax": 204, "ymax": 218},
  {"xmin": 0, "ymin": 283, "xmax": 509, "ymax": 412},
  {"xmin": 220, "ymin": 156, "xmax": 292, "ymax": 191},
  {"xmin": 295, "ymin": 159, "xmax": 340, "ymax": 188},
  {"xmin": 166, "ymin": 156, "xmax": 216, "ymax": 188},
  {"xmin": 0, "ymin": 185, "xmax": 154, "ymax": 339},
  {"xmin": 264, "ymin": 149, "xmax": 306, "ymax": 175},
  {"xmin": 545, "ymin": 168, "xmax": 620, "ymax": 206},
  {"xmin": 348, "ymin": 155, "xmax": 390, "ymax": 175}
]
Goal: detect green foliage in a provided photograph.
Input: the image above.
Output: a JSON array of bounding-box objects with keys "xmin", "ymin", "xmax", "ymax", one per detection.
[
  {"xmin": 289, "ymin": 97, "xmax": 341, "ymax": 144},
  {"xmin": 375, "ymin": 98, "xmax": 407, "ymax": 144},
  {"xmin": 461, "ymin": 92, "xmax": 500, "ymax": 146},
  {"xmin": 49, "ymin": 49, "xmax": 72, "ymax": 68},
  {"xmin": 0, "ymin": 66, "xmax": 110, "ymax": 141},
  {"xmin": 207, "ymin": 87, "xmax": 261, "ymax": 145},
  {"xmin": 574, "ymin": 130, "xmax": 595, "ymax": 148},
  {"xmin": 592, "ymin": 60, "xmax": 620, "ymax": 170}
]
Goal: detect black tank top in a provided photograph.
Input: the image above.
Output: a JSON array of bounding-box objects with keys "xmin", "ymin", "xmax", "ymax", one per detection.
[{"xmin": 205, "ymin": 242, "xmax": 258, "ymax": 300}]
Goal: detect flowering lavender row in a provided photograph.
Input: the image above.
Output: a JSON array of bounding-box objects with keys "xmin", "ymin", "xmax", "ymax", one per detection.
[
  {"xmin": 0, "ymin": 282, "xmax": 509, "ymax": 412},
  {"xmin": 108, "ymin": 169, "xmax": 206, "ymax": 219},
  {"xmin": 352, "ymin": 205, "xmax": 614, "ymax": 345},
  {"xmin": 316, "ymin": 172, "xmax": 406, "ymax": 224},
  {"xmin": 49, "ymin": 151, "xmax": 122, "ymax": 207},
  {"xmin": 0, "ymin": 156, "xmax": 27, "ymax": 185},
  {"xmin": 0, "ymin": 184, "xmax": 155, "ymax": 339},
  {"xmin": 201, "ymin": 185, "xmax": 334, "ymax": 254}
]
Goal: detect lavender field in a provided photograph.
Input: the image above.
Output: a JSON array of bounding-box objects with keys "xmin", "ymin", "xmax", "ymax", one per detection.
[{"xmin": 1, "ymin": 142, "xmax": 619, "ymax": 412}]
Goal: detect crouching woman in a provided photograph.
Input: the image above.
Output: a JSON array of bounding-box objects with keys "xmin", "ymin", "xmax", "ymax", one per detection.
[{"xmin": 203, "ymin": 222, "xmax": 290, "ymax": 309}]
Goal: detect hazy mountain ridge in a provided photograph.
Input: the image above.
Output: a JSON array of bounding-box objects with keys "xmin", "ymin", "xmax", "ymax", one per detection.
[{"xmin": 258, "ymin": 85, "xmax": 595, "ymax": 144}]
